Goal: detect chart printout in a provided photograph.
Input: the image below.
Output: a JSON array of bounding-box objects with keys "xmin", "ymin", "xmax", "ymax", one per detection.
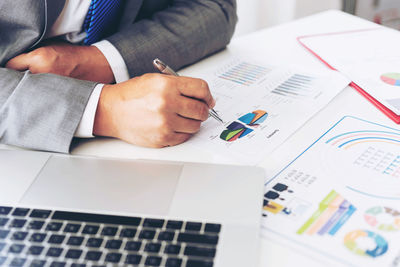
[
  {"xmin": 188, "ymin": 59, "xmax": 350, "ymax": 164},
  {"xmin": 262, "ymin": 116, "xmax": 400, "ymax": 267},
  {"xmin": 300, "ymin": 27, "xmax": 400, "ymax": 116}
]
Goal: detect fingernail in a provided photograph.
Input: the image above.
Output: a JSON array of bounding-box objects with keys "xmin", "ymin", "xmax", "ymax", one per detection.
[{"xmin": 211, "ymin": 98, "xmax": 216, "ymax": 108}]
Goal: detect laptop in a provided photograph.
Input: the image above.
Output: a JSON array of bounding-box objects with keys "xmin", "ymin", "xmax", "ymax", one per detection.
[{"xmin": 0, "ymin": 149, "xmax": 265, "ymax": 267}]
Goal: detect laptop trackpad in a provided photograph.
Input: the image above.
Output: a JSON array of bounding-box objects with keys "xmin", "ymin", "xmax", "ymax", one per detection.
[{"xmin": 20, "ymin": 155, "xmax": 183, "ymax": 216}]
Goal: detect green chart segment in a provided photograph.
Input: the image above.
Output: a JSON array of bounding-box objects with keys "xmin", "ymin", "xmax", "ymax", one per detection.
[{"xmin": 220, "ymin": 110, "xmax": 268, "ymax": 142}]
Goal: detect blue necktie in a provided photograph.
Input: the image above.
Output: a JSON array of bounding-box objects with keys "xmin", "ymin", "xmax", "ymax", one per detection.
[{"xmin": 83, "ymin": 0, "xmax": 124, "ymax": 45}]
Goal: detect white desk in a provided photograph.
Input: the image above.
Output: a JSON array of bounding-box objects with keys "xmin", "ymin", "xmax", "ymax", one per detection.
[{"xmin": 3, "ymin": 10, "xmax": 400, "ymax": 266}]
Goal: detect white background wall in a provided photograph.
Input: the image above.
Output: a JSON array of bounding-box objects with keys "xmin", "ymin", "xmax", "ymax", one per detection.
[{"xmin": 234, "ymin": 0, "xmax": 342, "ymax": 38}]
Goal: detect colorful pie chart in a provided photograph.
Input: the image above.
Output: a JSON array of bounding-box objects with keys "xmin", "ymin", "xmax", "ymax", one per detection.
[{"xmin": 381, "ymin": 73, "xmax": 400, "ymax": 86}]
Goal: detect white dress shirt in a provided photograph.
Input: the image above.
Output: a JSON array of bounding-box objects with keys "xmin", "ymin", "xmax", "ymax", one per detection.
[{"xmin": 46, "ymin": 0, "xmax": 130, "ymax": 137}]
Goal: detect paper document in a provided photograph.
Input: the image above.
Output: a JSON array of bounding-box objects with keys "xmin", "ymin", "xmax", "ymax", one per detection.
[
  {"xmin": 262, "ymin": 116, "xmax": 400, "ymax": 266},
  {"xmin": 300, "ymin": 28, "xmax": 400, "ymax": 116},
  {"xmin": 188, "ymin": 59, "xmax": 350, "ymax": 164}
]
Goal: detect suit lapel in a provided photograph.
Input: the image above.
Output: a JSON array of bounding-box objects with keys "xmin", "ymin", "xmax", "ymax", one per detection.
[{"xmin": 45, "ymin": 0, "xmax": 67, "ymax": 33}]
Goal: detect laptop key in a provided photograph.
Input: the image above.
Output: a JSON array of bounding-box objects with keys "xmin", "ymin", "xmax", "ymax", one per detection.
[
  {"xmin": 46, "ymin": 222, "xmax": 63, "ymax": 231},
  {"xmin": 105, "ymin": 252, "xmax": 122, "ymax": 263},
  {"xmin": 166, "ymin": 258, "xmax": 183, "ymax": 267},
  {"xmin": 139, "ymin": 229, "xmax": 156, "ymax": 240},
  {"xmin": 30, "ymin": 233, "xmax": 47, "ymax": 243},
  {"xmin": 184, "ymin": 246, "xmax": 216, "ymax": 258},
  {"xmin": 186, "ymin": 259, "xmax": 213, "ymax": 267},
  {"xmin": 30, "ymin": 259, "xmax": 46, "ymax": 267},
  {"xmin": 64, "ymin": 223, "xmax": 81, "ymax": 233},
  {"xmin": 28, "ymin": 245, "xmax": 44, "ymax": 256},
  {"xmin": 52, "ymin": 211, "xmax": 141, "ymax": 226},
  {"xmin": 0, "ymin": 230, "xmax": 9, "ymax": 239},
  {"xmin": 145, "ymin": 256, "xmax": 162, "ymax": 266},
  {"xmin": 30, "ymin": 209, "xmax": 51, "ymax": 219},
  {"xmin": 27, "ymin": 220, "xmax": 45, "ymax": 230},
  {"xmin": 125, "ymin": 241, "xmax": 142, "ymax": 251},
  {"xmin": 46, "ymin": 247, "xmax": 63, "ymax": 257},
  {"xmin": 185, "ymin": 222, "xmax": 202, "ymax": 231},
  {"xmin": 145, "ymin": 242, "xmax": 161, "ymax": 253},
  {"xmin": 65, "ymin": 249, "xmax": 83, "ymax": 259},
  {"xmin": 143, "ymin": 219, "xmax": 164, "ymax": 228},
  {"xmin": 105, "ymin": 239, "xmax": 122, "ymax": 250},
  {"xmin": 165, "ymin": 244, "xmax": 181, "ymax": 255},
  {"xmin": 166, "ymin": 220, "xmax": 183, "ymax": 230},
  {"xmin": 0, "ymin": 256, "xmax": 6, "ymax": 265},
  {"xmin": 204, "ymin": 224, "xmax": 221, "ymax": 233},
  {"xmin": 85, "ymin": 251, "xmax": 102, "ymax": 261},
  {"xmin": 9, "ymin": 219, "xmax": 26, "ymax": 228},
  {"xmin": 0, "ymin": 242, "xmax": 5, "ymax": 252},
  {"xmin": 86, "ymin": 238, "xmax": 103, "ymax": 248},
  {"xmin": 9, "ymin": 244, "xmax": 25, "ymax": 254},
  {"xmin": 71, "ymin": 264, "xmax": 86, "ymax": 267},
  {"xmin": 158, "ymin": 231, "xmax": 175, "ymax": 241},
  {"xmin": 126, "ymin": 254, "xmax": 142, "ymax": 264},
  {"xmin": 101, "ymin": 226, "xmax": 118, "ymax": 237},
  {"xmin": 11, "ymin": 231, "xmax": 28, "ymax": 241},
  {"xmin": 12, "ymin": 208, "xmax": 30, "ymax": 217},
  {"xmin": 67, "ymin": 236, "xmax": 84, "ymax": 246},
  {"xmin": 0, "ymin": 217, "xmax": 9, "ymax": 227},
  {"xmin": 178, "ymin": 233, "xmax": 218, "ymax": 245},
  {"xmin": 82, "ymin": 225, "xmax": 99, "ymax": 235},
  {"xmin": 9, "ymin": 257, "xmax": 26, "ymax": 267},
  {"xmin": 120, "ymin": 228, "xmax": 136, "ymax": 238},
  {"xmin": 50, "ymin": 261, "xmax": 66, "ymax": 267},
  {"xmin": 48, "ymin": 234, "xmax": 65, "ymax": 244},
  {"xmin": 0, "ymin": 206, "xmax": 12, "ymax": 215}
]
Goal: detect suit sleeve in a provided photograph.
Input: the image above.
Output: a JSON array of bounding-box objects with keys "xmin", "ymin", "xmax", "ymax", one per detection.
[
  {"xmin": 106, "ymin": 0, "xmax": 238, "ymax": 77},
  {"xmin": 0, "ymin": 68, "xmax": 97, "ymax": 153}
]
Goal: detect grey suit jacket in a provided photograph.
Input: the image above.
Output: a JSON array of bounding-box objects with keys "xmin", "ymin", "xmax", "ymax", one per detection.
[{"xmin": 0, "ymin": 0, "xmax": 237, "ymax": 153}]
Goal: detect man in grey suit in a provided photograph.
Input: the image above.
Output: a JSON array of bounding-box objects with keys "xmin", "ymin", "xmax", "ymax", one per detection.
[{"xmin": 0, "ymin": 0, "xmax": 237, "ymax": 153}]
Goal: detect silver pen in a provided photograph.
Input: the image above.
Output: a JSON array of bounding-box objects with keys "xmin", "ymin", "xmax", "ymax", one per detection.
[{"xmin": 153, "ymin": 58, "xmax": 224, "ymax": 124}]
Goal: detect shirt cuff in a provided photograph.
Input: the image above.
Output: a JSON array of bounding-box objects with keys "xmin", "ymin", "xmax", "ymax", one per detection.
[
  {"xmin": 74, "ymin": 84, "xmax": 103, "ymax": 138},
  {"xmin": 92, "ymin": 40, "xmax": 130, "ymax": 83}
]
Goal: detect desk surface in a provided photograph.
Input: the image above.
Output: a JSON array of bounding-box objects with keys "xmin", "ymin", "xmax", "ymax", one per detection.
[{"xmin": 3, "ymin": 10, "xmax": 400, "ymax": 267}]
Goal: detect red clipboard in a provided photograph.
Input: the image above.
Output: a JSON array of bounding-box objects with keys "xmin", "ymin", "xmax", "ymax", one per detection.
[{"xmin": 297, "ymin": 29, "xmax": 400, "ymax": 124}]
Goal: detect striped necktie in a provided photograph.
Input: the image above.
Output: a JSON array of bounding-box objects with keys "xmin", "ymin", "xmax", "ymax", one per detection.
[{"xmin": 83, "ymin": 0, "xmax": 124, "ymax": 45}]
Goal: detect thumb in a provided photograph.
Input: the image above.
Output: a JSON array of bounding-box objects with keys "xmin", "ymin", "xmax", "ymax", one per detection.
[{"xmin": 5, "ymin": 53, "xmax": 31, "ymax": 71}]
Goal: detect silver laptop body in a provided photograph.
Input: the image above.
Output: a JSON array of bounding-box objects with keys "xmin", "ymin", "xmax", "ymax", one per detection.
[{"xmin": 0, "ymin": 149, "xmax": 264, "ymax": 267}]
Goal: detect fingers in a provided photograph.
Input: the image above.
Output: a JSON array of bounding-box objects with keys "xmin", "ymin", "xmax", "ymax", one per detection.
[
  {"xmin": 176, "ymin": 76, "xmax": 215, "ymax": 108},
  {"xmin": 172, "ymin": 115, "xmax": 202, "ymax": 134},
  {"xmin": 176, "ymin": 95, "xmax": 210, "ymax": 121},
  {"xmin": 5, "ymin": 53, "xmax": 30, "ymax": 71}
]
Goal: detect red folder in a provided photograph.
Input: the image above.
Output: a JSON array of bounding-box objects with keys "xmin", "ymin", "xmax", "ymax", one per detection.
[{"xmin": 297, "ymin": 30, "xmax": 400, "ymax": 124}]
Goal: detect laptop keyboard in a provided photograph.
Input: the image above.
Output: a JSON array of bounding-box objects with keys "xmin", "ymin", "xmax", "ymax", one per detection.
[{"xmin": 0, "ymin": 206, "xmax": 221, "ymax": 267}]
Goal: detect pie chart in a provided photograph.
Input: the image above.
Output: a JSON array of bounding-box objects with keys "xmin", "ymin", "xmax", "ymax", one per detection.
[{"xmin": 381, "ymin": 73, "xmax": 400, "ymax": 86}]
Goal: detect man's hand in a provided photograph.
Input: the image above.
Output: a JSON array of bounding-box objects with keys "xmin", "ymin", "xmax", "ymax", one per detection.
[
  {"xmin": 6, "ymin": 42, "xmax": 115, "ymax": 84},
  {"xmin": 93, "ymin": 73, "xmax": 215, "ymax": 147}
]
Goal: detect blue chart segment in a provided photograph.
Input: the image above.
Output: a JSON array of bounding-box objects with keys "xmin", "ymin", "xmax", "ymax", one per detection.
[
  {"xmin": 344, "ymin": 230, "xmax": 388, "ymax": 258},
  {"xmin": 219, "ymin": 110, "xmax": 268, "ymax": 142},
  {"xmin": 272, "ymin": 74, "xmax": 314, "ymax": 98},
  {"xmin": 238, "ymin": 110, "xmax": 268, "ymax": 127},
  {"xmin": 220, "ymin": 122, "xmax": 253, "ymax": 142},
  {"xmin": 218, "ymin": 62, "xmax": 269, "ymax": 86}
]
